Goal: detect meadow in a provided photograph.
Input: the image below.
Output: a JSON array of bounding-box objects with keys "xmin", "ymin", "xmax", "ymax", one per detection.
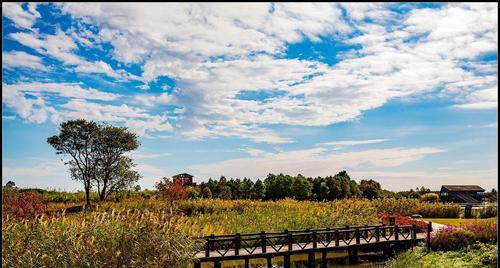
[{"xmin": 2, "ymin": 188, "xmax": 498, "ymax": 268}]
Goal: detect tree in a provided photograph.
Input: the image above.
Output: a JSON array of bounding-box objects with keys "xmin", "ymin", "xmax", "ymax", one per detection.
[
  {"xmin": 47, "ymin": 119, "xmax": 99, "ymax": 209},
  {"xmin": 420, "ymin": 193, "xmax": 439, "ymax": 203},
  {"xmin": 5, "ymin": 181, "xmax": 16, "ymax": 188},
  {"xmin": 202, "ymin": 187, "xmax": 212, "ymax": 199},
  {"xmin": 93, "ymin": 124, "xmax": 140, "ymax": 201},
  {"xmin": 251, "ymin": 179, "xmax": 265, "ymax": 200},
  {"xmin": 218, "ymin": 185, "xmax": 232, "ymax": 200},
  {"xmin": 134, "ymin": 185, "xmax": 141, "ymax": 191},
  {"xmin": 291, "ymin": 175, "xmax": 312, "ymax": 200},
  {"xmin": 359, "ymin": 179, "xmax": 381, "ymax": 200},
  {"xmin": 318, "ymin": 182, "xmax": 329, "ymax": 201}
]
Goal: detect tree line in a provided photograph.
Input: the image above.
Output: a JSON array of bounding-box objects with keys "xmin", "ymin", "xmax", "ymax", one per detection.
[{"xmin": 194, "ymin": 171, "xmax": 385, "ymax": 201}]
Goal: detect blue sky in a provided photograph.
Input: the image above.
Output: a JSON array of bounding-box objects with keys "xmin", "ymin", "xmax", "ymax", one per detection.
[{"xmin": 2, "ymin": 3, "xmax": 498, "ymax": 191}]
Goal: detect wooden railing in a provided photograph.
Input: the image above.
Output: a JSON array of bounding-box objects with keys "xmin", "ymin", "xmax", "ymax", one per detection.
[{"xmin": 199, "ymin": 223, "xmax": 423, "ymax": 258}]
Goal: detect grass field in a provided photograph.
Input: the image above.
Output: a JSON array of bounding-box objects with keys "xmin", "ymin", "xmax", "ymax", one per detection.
[{"xmin": 423, "ymin": 218, "xmax": 498, "ymax": 227}]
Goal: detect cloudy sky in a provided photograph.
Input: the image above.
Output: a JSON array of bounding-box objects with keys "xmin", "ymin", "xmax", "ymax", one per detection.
[{"xmin": 2, "ymin": 3, "xmax": 498, "ymax": 191}]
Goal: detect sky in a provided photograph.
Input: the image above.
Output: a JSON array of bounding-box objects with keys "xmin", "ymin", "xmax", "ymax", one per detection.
[{"xmin": 2, "ymin": 3, "xmax": 498, "ymax": 192}]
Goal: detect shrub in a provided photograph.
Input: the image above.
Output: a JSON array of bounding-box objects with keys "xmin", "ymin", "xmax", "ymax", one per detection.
[
  {"xmin": 431, "ymin": 225, "xmax": 476, "ymax": 251},
  {"xmin": 3, "ymin": 189, "xmax": 46, "ymax": 219},
  {"xmin": 373, "ymin": 198, "xmax": 461, "ymax": 218},
  {"xmin": 379, "ymin": 214, "xmax": 428, "ymax": 232},
  {"xmin": 462, "ymin": 219, "xmax": 498, "ymax": 243},
  {"xmin": 477, "ymin": 205, "xmax": 498, "ymax": 219},
  {"xmin": 420, "ymin": 193, "xmax": 439, "ymax": 203}
]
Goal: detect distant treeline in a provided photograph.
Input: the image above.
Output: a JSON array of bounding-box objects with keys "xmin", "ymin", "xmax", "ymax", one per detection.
[{"xmin": 197, "ymin": 171, "xmax": 394, "ymax": 201}]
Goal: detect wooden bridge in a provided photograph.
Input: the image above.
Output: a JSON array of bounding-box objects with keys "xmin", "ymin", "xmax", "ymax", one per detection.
[{"xmin": 194, "ymin": 223, "xmax": 431, "ymax": 268}]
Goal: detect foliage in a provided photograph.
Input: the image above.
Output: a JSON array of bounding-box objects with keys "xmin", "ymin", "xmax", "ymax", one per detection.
[
  {"xmin": 379, "ymin": 214, "xmax": 428, "ymax": 232},
  {"xmin": 156, "ymin": 177, "xmax": 188, "ymax": 203},
  {"xmin": 476, "ymin": 205, "xmax": 498, "ymax": 219},
  {"xmin": 373, "ymin": 198, "xmax": 461, "ymax": 218},
  {"xmin": 462, "ymin": 219, "xmax": 498, "ymax": 243},
  {"xmin": 47, "ymin": 119, "xmax": 100, "ymax": 208},
  {"xmin": 430, "ymin": 225, "xmax": 476, "ymax": 251},
  {"xmin": 199, "ymin": 171, "xmax": 361, "ymax": 201},
  {"xmin": 2, "ymin": 209, "xmax": 197, "ymax": 268},
  {"xmin": 420, "ymin": 193, "xmax": 439, "ymax": 203},
  {"xmin": 47, "ymin": 119, "xmax": 140, "ymax": 208},
  {"xmin": 2, "ymin": 188, "xmax": 46, "ymax": 219},
  {"xmin": 359, "ymin": 179, "xmax": 382, "ymax": 200},
  {"xmin": 387, "ymin": 244, "xmax": 497, "ymax": 268}
]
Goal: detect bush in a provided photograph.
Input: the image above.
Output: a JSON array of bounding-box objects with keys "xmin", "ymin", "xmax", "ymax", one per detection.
[
  {"xmin": 420, "ymin": 193, "xmax": 439, "ymax": 203},
  {"xmin": 431, "ymin": 225, "xmax": 476, "ymax": 251},
  {"xmin": 462, "ymin": 219, "xmax": 498, "ymax": 243},
  {"xmin": 3, "ymin": 189, "xmax": 46, "ymax": 219},
  {"xmin": 373, "ymin": 198, "xmax": 461, "ymax": 218},
  {"xmin": 477, "ymin": 205, "xmax": 498, "ymax": 219},
  {"xmin": 388, "ymin": 244, "xmax": 498, "ymax": 268},
  {"xmin": 379, "ymin": 214, "xmax": 428, "ymax": 232}
]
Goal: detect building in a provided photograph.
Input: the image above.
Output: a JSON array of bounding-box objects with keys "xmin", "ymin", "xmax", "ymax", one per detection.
[
  {"xmin": 440, "ymin": 185, "xmax": 485, "ymax": 204},
  {"xmin": 173, "ymin": 173, "xmax": 194, "ymax": 186}
]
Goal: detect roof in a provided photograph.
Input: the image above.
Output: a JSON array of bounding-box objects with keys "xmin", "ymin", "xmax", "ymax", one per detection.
[
  {"xmin": 441, "ymin": 185, "xmax": 485, "ymax": 192},
  {"xmin": 173, "ymin": 173, "xmax": 193, "ymax": 178}
]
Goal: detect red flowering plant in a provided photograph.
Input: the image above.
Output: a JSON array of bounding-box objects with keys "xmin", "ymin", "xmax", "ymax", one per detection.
[
  {"xmin": 462, "ymin": 219, "xmax": 498, "ymax": 243},
  {"xmin": 430, "ymin": 225, "xmax": 475, "ymax": 251},
  {"xmin": 378, "ymin": 213, "xmax": 428, "ymax": 233},
  {"xmin": 155, "ymin": 177, "xmax": 188, "ymax": 229},
  {"xmin": 2, "ymin": 189, "xmax": 46, "ymax": 220}
]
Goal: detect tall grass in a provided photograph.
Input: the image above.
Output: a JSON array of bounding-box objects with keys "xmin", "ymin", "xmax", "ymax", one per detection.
[{"xmin": 373, "ymin": 198, "xmax": 461, "ymax": 218}]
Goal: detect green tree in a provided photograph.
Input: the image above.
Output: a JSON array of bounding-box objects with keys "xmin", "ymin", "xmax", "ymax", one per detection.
[
  {"xmin": 291, "ymin": 175, "xmax": 312, "ymax": 200},
  {"xmin": 251, "ymin": 179, "xmax": 265, "ymax": 200},
  {"xmin": 47, "ymin": 119, "xmax": 100, "ymax": 209},
  {"xmin": 359, "ymin": 179, "xmax": 381, "ymax": 200},
  {"xmin": 202, "ymin": 187, "xmax": 212, "ymax": 199},
  {"xmin": 93, "ymin": 124, "xmax": 140, "ymax": 201},
  {"xmin": 318, "ymin": 182, "xmax": 329, "ymax": 201},
  {"xmin": 5, "ymin": 181, "xmax": 16, "ymax": 188},
  {"xmin": 218, "ymin": 185, "xmax": 232, "ymax": 200}
]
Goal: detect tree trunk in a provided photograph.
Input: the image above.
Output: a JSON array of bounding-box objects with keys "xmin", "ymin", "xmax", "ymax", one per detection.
[{"xmin": 84, "ymin": 182, "xmax": 92, "ymax": 210}]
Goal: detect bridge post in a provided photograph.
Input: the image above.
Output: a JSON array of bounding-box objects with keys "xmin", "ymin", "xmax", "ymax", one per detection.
[
  {"xmin": 394, "ymin": 225, "xmax": 399, "ymax": 241},
  {"xmin": 286, "ymin": 230, "xmax": 293, "ymax": 251},
  {"xmin": 267, "ymin": 256, "xmax": 272, "ymax": 268},
  {"xmin": 234, "ymin": 233, "xmax": 240, "ymax": 256},
  {"xmin": 244, "ymin": 258, "xmax": 250, "ymax": 268},
  {"xmin": 355, "ymin": 228, "xmax": 360, "ymax": 244},
  {"xmin": 412, "ymin": 224, "xmax": 417, "ymax": 247},
  {"xmin": 214, "ymin": 260, "xmax": 221, "ymax": 268},
  {"xmin": 364, "ymin": 224, "xmax": 368, "ymax": 239},
  {"xmin": 312, "ymin": 231, "xmax": 317, "ymax": 249},
  {"xmin": 193, "ymin": 260, "xmax": 201, "ymax": 268},
  {"xmin": 335, "ymin": 229, "xmax": 339, "ymax": 247},
  {"xmin": 321, "ymin": 249, "xmax": 328, "ymax": 268},
  {"xmin": 381, "ymin": 224, "xmax": 386, "ymax": 238},
  {"xmin": 326, "ymin": 227, "xmax": 331, "ymax": 243},
  {"xmin": 206, "ymin": 235, "xmax": 214, "ymax": 257},
  {"xmin": 284, "ymin": 254, "xmax": 291, "ymax": 268},
  {"xmin": 427, "ymin": 221, "xmax": 432, "ymax": 253},
  {"xmin": 375, "ymin": 226, "xmax": 380, "ymax": 242},
  {"xmin": 308, "ymin": 251, "xmax": 316, "ymax": 268},
  {"xmin": 261, "ymin": 231, "xmax": 267, "ymax": 253}
]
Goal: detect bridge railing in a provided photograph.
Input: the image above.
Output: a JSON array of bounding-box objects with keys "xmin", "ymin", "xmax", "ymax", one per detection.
[{"xmin": 200, "ymin": 224, "xmax": 424, "ymax": 257}]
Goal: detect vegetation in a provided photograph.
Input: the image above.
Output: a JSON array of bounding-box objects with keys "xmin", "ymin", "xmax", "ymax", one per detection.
[
  {"xmin": 388, "ymin": 244, "xmax": 498, "ymax": 268},
  {"xmin": 47, "ymin": 119, "xmax": 140, "ymax": 208},
  {"xmin": 373, "ymin": 198, "xmax": 461, "ymax": 218},
  {"xmin": 423, "ymin": 218, "xmax": 497, "ymax": 227}
]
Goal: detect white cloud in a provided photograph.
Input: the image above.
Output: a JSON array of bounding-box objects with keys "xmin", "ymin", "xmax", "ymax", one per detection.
[
  {"xmin": 190, "ymin": 146, "xmax": 445, "ymax": 179},
  {"xmin": 318, "ymin": 139, "xmax": 388, "ymax": 147},
  {"xmin": 10, "ymin": 30, "xmax": 137, "ymax": 80},
  {"xmin": 2, "ymin": 2, "xmax": 40, "ymax": 30},
  {"xmin": 3, "ymin": 3, "xmax": 498, "ymax": 143},
  {"xmin": 2, "ymin": 50, "xmax": 48, "ymax": 70}
]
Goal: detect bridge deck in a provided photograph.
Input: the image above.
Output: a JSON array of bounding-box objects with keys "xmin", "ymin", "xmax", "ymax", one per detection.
[{"xmin": 196, "ymin": 232, "xmax": 426, "ymax": 259}]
